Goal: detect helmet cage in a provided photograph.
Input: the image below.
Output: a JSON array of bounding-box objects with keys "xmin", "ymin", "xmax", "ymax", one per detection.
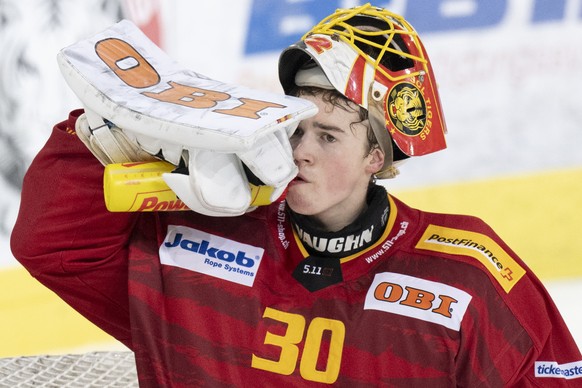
[{"xmin": 307, "ymin": 9, "xmax": 427, "ymax": 84}]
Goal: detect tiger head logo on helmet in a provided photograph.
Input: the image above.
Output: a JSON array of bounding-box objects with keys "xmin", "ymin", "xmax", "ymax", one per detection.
[{"xmin": 278, "ymin": 3, "xmax": 447, "ymax": 179}]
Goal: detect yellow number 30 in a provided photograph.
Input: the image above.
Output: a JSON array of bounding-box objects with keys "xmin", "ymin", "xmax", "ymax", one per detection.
[{"xmin": 251, "ymin": 307, "xmax": 346, "ymax": 384}]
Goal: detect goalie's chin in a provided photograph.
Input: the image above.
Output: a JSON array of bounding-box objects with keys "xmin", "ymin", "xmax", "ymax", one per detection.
[{"xmin": 285, "ymin": 179, "xmax": 313, "ymax": 213}]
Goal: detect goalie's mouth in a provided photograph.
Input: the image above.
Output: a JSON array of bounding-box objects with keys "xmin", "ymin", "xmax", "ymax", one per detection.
[{"xmin": 291, "ymin": 174, "xmax": 308, "ymax": 184}]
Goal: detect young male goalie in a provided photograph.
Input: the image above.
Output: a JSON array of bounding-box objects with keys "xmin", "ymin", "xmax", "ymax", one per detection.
[{"xmin": 11, "ymin": 4, "xmax": 582, "ymax": 387}]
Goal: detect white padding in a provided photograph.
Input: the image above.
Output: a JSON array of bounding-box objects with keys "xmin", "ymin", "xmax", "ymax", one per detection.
[
  {"xmin": 163, "ymin": 149, "xmax": 251, "ymax": 217},
  {"xmin": 237, "ymin": 129, "xmax": 297, "ymax": 187}
]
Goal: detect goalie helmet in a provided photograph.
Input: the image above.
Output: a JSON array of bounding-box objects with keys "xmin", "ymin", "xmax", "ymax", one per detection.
[{"xmin": 279, "ymin": 4, "xmax": 447, "ymax": 179}]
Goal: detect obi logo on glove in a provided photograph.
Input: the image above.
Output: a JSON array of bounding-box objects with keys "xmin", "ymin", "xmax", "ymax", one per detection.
[{"xmin": 95, "ymin": 37, "xmax": 285, "ymax": 120}]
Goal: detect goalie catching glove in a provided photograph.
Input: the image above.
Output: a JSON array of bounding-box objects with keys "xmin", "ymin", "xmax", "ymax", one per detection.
[{"xmin": 58, "ymin": 20, "xmax": 317, "ymax": 216}]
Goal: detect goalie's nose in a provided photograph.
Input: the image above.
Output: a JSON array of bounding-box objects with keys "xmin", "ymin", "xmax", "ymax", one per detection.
[{"xmin": 291, "ymin": 133, "xmax": 316, "ymax": 168}]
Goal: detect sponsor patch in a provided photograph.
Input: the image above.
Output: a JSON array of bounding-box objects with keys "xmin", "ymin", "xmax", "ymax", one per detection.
[
  {"xmin": 535, "ymin": 361, "xmax": 582, "ymax": 380},
  {"xmin": 364, "ymin": 272, "xmax": 472, "ymax": 331},
  {"xmin": 415, "ymin": 225, "xmax": 525, "ymax": 293},
  {"xmin": 159, "ymin": 225, "xmax": 264, "ymax": 287}
]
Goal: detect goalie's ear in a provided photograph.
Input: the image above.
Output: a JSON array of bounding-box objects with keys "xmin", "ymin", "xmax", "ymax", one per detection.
[{"xmin": 366, "ymin": 147, "xmax": 385, "ymax": 176}]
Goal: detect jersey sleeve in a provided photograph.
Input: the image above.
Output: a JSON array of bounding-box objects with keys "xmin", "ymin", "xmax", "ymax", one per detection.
[
  {"xmin": 473, "ymin": 220, "xmax": 582, "ymax": 386},
  {"xmin": 414, "ymin": 211, "xmax": 582, "ymax": 386},
  {"xmin": 504, "ymin": 265, "xmax": 582, "ymax": 385},
  {"xmin": 10, "ymin": 110, "xmax": 136, "ymax": 347}
]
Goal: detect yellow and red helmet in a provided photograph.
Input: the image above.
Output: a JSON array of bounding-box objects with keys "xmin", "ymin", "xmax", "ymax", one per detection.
[{"xmin": 279, "ymin": 3, "xmax": 447, "ymax": 178}]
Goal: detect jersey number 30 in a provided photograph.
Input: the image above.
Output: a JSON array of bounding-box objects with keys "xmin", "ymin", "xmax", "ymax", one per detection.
[{"xmin": 251, "ymin": 307, "xmax": 345, "ymax": 383}]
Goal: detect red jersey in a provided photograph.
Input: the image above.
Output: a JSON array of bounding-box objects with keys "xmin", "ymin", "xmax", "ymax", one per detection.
[{"xmin": 11, "ymin": 111, "xmax": 582, "ymax": 387}]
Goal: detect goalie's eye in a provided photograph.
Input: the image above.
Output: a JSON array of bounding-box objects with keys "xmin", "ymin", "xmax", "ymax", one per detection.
[
  {"xmin": 322, "ymin": 133, "xmax": 337, "ymax": 143},
  {"xmin": 291, "ymin": 127, "xmax": 304, "ymax": 139}
]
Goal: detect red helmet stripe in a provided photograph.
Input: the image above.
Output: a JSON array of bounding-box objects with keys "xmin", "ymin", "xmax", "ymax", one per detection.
[{"xmin": 344, "ymin": 55, "xmax": 367, "ymax": 105}]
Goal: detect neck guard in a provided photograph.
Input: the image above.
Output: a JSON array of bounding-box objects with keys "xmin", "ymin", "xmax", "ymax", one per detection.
[{"xmin": 289, "ymin": 185, "xmax": 389, "ymax": 258}]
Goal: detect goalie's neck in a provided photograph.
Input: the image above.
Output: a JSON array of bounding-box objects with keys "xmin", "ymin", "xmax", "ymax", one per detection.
[{"xmin": 288, "ymin": 185, "xmax": 389, "ymax": 258}]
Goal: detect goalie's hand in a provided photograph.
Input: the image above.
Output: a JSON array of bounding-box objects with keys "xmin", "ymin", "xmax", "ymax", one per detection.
[
  {"xmin": 75, "ymin": 109, "xmax": 156, "ymax": 165},
  {"xmin": 74, "ymin": 104, "xmax": 305, "ymax": 216},
  {"xmin": 58, "ymin": 20, "xmax": 317, "ymax": 216},
  {"xmin": 75, "ymin": 108, "xmax": 183, "ymax": 166},
  {"xmin": 77, "ymin": 109, "xmax": 301, "ymax": 216}
]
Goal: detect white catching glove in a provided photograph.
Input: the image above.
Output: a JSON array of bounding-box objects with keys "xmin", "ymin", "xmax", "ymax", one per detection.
[{"xmin": 58, "ymin": 19, "xmax": 317, "ymax": 216}]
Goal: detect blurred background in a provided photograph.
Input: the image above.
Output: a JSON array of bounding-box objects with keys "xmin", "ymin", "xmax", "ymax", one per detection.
[{"xmin": 1, "ymin": 0, "xmax": 581, "ymax": 357}]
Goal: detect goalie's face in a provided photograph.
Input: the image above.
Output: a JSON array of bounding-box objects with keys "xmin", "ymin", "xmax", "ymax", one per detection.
[{"xmin": 287, "ymin": 92, "xmax": 384, "ymax": 232}]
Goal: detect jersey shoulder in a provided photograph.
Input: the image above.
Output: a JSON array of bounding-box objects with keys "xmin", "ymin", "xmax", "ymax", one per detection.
[{"xmin": 394, "ymin": 197, "xmax": 527, "ymax": 294}]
